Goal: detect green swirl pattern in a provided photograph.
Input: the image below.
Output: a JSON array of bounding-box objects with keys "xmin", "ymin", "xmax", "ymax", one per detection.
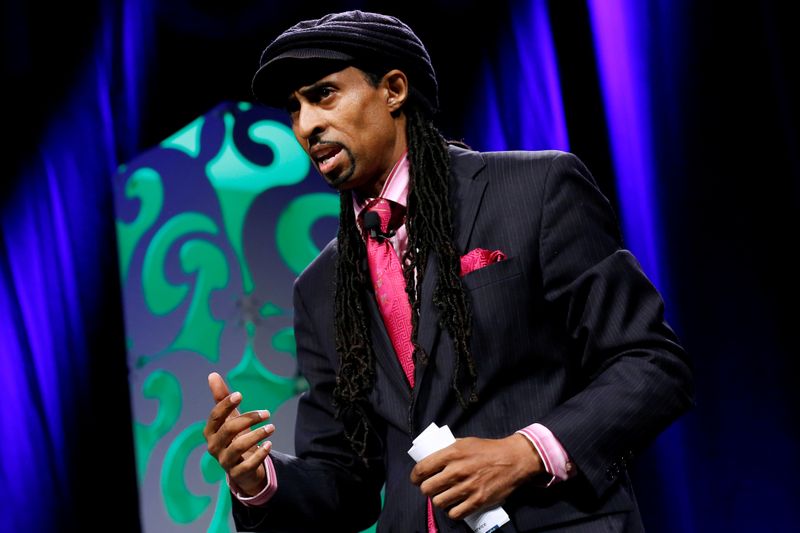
[{"xmin": 114, "ymin": 102, "xmax": 348, "ymax": 531}]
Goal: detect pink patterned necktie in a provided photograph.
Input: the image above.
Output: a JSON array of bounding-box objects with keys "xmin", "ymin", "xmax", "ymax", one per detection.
[
  {"xmin": 362, "ymin": 198, "xmax": 437, "ymax": 533},
  {"xmin": 362, "ymin": 198, "xmax": 416, "ymax": 387}
]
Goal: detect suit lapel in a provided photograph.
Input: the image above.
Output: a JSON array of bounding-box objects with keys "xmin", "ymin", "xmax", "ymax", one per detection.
[
  {"xmin": 413, "ymin": 146, "xmax": 487, "ymax": 403},
  {"xmin": 415, "ymin": 253, "xmax": 440, "ymax": 372},
  {"xmin": 449, "ymin": 146, "xmax": 489, "ymax": 253}
]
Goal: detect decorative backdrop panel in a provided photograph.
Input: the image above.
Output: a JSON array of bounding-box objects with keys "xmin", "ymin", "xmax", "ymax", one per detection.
[{"xmin": 114, "ymin": 101, "xmax": 341, "ymax": 532}]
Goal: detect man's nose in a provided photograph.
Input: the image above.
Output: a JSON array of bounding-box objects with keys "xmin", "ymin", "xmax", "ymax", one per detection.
[{"xmin": 294, "ymin": 104, "xmax": 325, "ymax": 143}]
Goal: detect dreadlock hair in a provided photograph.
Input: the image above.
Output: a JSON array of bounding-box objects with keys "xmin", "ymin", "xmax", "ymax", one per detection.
[{"xmin": 332, "ymin": 71, "xmax": 479, "ymax": 460}]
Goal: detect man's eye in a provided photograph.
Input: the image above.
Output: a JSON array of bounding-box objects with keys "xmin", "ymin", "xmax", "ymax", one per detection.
[{"xmin": 319, "ymin": 87, "xmax": 333, "ymax": 99}]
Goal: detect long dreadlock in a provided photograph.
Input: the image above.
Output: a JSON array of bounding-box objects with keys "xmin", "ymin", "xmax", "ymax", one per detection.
[{"xmin": 331, "ymin": 75, "xmax": 479, "ymax": 459}]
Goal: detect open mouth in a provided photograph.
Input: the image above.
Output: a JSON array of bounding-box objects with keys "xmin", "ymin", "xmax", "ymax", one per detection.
[{"xmin": 312, "ymin": 144, "xmax": 344, "ymax": 174}]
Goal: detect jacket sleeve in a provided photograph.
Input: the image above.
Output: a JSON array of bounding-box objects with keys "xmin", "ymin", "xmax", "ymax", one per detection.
[
  {"xmin": 232, "ymin": 276, "xmax": 385, "ymax": 532},
  {"xmin": 534, "ymin": 152, "xmax": 694, "ymax": 499}
]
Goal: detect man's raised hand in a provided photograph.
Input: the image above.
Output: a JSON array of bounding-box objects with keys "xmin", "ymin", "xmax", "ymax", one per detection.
[{"xmin": 203, "ymin": 372, "xmax": 274, "ymax": 496}]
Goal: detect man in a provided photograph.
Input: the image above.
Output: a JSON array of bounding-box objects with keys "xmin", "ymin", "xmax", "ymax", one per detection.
[{"xmin": 204, "ymin": 10, "xmax": 693, "ymax": 533}]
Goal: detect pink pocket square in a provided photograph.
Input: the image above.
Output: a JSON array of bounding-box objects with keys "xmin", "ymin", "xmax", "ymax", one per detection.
[{"xmin": 459, "ymin": 248, "xmax": 507, "ymax": 277}]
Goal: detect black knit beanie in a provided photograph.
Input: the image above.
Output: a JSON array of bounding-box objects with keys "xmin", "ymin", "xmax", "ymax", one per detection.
[{"xmin": 251, "ymin": 10, "xmax": 438, "ymax": 115}]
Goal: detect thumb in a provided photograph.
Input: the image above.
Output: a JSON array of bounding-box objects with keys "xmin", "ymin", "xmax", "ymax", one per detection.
[{"xmin": 208, "ymin": 372, "xmax": 231, "ymax": 403}]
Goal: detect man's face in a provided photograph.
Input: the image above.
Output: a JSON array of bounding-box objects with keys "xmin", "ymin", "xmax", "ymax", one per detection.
[{"xmin": 287, "ymin": 66, "xmax": 406, "ymax": 196}]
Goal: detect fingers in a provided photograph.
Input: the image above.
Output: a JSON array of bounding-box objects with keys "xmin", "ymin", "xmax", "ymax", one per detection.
[
  {"xmin": 220, "ymin": 422, "xmax": 275, "ymax": 470},
  {"xmin": 412, "ymin": 437, "xmax": 508, "ymax": 521},
  {"xmin": 419, "ymin": 468, "xmax": 461, "ymax": 496},
  {"xmin": 204, "ymin": 391, "xmax": 245, "ymax": 440},
  {"xmin": 420, "ymin": 467, "xmax": 477, "ymax": 520},
  {"xmin": 205, "ymin": 373, "xmax": 240, "ymax": 437},
  {"xmin": 229, "ymin": 440, "xmax": 273, "ymax": 480},
  {"xmin": 411, "ymin": 438, "xmax": 470, "ymax": 484},
  {"xmin": 227, "ymin": 409, "xmax": 271, "ymax": 439},
  {"xmin": 448, "ymin": 495, "xmax": 485, "ymax": 521},
  {"xmin": 207, "ymin": 408, "xmax": 271, "ymax": 454},
  {"xmin": 208, "ymin": 372, "xmax": 232, "ymax": 404},
  {"xmin": 425, "ymin": 474, "xmax": 487, "ymax": 521},
  {"xmin": 430, "ymin": 483, "xmax": 469, "ymax": 514},
  {"xmin": 203, "ymin": 375, "xmax": 275, "ymax": 496},
  {"xmin": 410, "ymin": 450, "xmax": 449, "ymax": 485}
]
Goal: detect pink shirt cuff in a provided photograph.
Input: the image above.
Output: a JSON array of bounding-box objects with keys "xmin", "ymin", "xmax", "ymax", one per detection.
[
  {"xmin": 227, "ymin": 455, "xmax": 277, "ymax": 507},
  {"xmin": 516, "ymin": 423, "xmax": 576, "ymax": 487}
]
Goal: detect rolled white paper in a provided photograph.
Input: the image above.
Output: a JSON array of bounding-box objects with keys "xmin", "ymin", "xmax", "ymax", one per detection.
[{"xmin": 408, "ymin": 423, "xmax": 510, "ymax": 533}]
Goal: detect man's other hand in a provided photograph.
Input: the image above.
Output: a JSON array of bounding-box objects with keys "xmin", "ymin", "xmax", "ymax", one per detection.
[
  {"xmin": 203, "ymin": 372, "xmax": 274, "ymax": 496},
  {"xmin": 410, "ymin": 434, "xmax": 544, "ymax": 520}
]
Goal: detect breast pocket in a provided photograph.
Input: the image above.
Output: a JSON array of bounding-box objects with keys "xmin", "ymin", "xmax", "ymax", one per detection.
[{"xmin": 461, "ymin": 257, "xmax": 522, "ymax": 291}]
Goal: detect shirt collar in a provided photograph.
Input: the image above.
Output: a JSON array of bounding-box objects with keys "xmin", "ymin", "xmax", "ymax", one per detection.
[{"xmin": 352, "ymin": 150, "xmax": 410, "ymax": 219}]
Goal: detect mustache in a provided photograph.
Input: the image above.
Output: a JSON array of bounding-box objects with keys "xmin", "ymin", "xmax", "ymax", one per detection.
[{"xmin": 308, "ymin": 135, "xmax": 344, "ymax": 151}]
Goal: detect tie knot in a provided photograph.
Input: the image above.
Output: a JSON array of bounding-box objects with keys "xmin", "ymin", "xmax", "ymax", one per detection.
[{"xmin": 364, "ymin": 198, "xmax": 405, "ymax": 235}]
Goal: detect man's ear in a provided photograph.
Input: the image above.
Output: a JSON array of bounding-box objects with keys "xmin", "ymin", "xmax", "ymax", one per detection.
[{"xmin": 383, "ymin": 69, "xmax": 409, "ymax": 113}]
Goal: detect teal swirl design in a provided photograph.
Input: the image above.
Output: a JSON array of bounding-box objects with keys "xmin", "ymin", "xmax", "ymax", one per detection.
[
  {"xmin": 169, "ymin": 238, "xmax": 229, "ymax": 362},
  {"xmin": 116, "ymin": 167, "xmax": 164, "ymax": 283},
  {"xmin": 141, "ymin": 213, "xmax": 219, "ymax": 316},
  {"xmin": 276, "ymin": 192, "xmax": 340, "ymax": 275},
  {"xmin": 161, "ymin": 116, "xmax": 205, "ymax": 158},
  {"xmin": 206, "ymin": 114, "xmax": 309, "ymax": 292},
  {"xmin": 138, "ymin": 213, "xmax": 228, "ymax": 364},
  {"xmin": 227, "ymin": 323, "xmax": 307, "ymax": 416},
  {"xmin": 162, "ymin": 421, "xmax": 209, "ymax": 524},
  {"xmin": 133, "ymin": 370, "xmax": 182, "ymax": 485},
  {"xmin": 201, "ymin": 452, "xmax": 232, "ymax": 533},
  {"xmin": 114, "ymin": 102, "xmax": 347, "ymax": 532}
]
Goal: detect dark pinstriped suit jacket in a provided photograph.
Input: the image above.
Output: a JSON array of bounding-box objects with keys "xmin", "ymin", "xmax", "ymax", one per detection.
[{"xmin": 233, "ymin": 145, "xmax": 693, "ymax": 532}]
